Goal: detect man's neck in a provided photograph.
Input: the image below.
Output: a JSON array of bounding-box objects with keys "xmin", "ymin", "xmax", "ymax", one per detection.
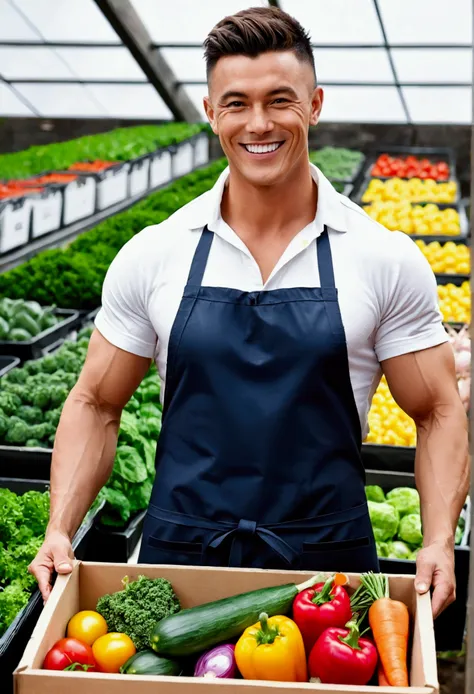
[{"xmin": 221, "ymin": 160, "xmax": 317, "ymax": 239}]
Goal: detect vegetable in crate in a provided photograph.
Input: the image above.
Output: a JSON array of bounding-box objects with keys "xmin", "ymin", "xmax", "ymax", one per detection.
[
  {"xmin": 121, "ymin": 650, "xmax": 182, "ymax": 676},
  {"xmin": 365, "ymin": 485, "xmax": 385, "ymax": 503},
  {"xmin": 194, "ymin": 644, "xmax": 236, "ymax": 679},
  {"xmin": 96, "ymin": 575, "xmax": 181, "ymax": 651},
  {"xmin": 292, "ymin": 574, "xmax": 352, "ymax": 653},
  {"xmin": 150, "ymin": 573, "xmax": 323, "ymax": 657},
  {"xmin": 363, "ymin": 201, "xmax": 461, "ymax": 236},
  {"xmin": 415, "ymin": 240, "xmax": 470, "ymax": 275},
  {"xmin": 362, "ymin": 178, "xmax": 457, "ymax": 204},
  {"xmin": 67, "ymin": 610, "xmax": 108, "ymax": 646},
  {"xmin": 438, "ymin": 282, "xmax": 470, "ymax": 325},
  {"xmin": 371, "ymin": 154, "xmax": 450, "ymax": 181},
  {"xmin": 357, "ymin": 572, "xmax": 409, "ymax": 687},
  {"xmin": 0, "ymin": 298, "xmax": 59, "ymax": 341},
  {"xmin": 308, "ymin": 618, "xmax": 378, "ymax": 686},
  {"xmin": 43, "ymin": 637, "xmax": 97, "ymax": 672},
  {"xmin": 235, "ymin": 612, "xmax": 307, "ymax": 683},
  {"xmin": 92, "ymin": 632, "xmax": 136, "ymax": 673}
]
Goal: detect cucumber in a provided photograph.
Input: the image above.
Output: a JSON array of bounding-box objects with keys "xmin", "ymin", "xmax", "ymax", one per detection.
[
  {"xmin": 12, "ymin": 311, "xmax": 41, "ymax": 337},
  {"xmin": 22, "ymin": 300, "xmax": 44, "ymax": 319},
  {"xmin": 8, "ymin": 328, "xmax": 32, "ymax": 342},
  {"xmin": 120, "ymin": 650, "xmax": 181, "ymax": 676},
  {"xmin": 0, "ymin": 316, "xmax": 9, "ymax": 339},
  {"xmin": 150, "ymin": 574, "xmax": 321, "ymax": 656}
]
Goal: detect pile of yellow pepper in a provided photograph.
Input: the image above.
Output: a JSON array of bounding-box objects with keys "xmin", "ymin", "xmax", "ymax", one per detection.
[
  {"xmin": 363, "ymin": 202, "xmax": 460, "ymax": 235},
  {"xmin": 415, "ymin": 240, "xmax": 470, "ymax": 275},
  {"xmin": 437, "ymin": 282, "xmax": 470, "ymax": 324},
  {"xmin": 361, "ymin": 177, "xmax": 457, "ymax": 204},
  {"xmin": 365, "ymin": 377, "xmax": 417, "ymax": 447}
]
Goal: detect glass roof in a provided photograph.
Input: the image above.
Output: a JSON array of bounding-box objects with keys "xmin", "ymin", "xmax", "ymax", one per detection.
[{"xmin": 0, "ymin": 0, "xmax": 471, "ymax": 123}]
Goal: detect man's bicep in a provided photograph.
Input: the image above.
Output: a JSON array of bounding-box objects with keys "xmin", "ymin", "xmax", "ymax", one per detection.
[
  {"xmin": 381, "ymin": 343, "xmax": 459, "ymax": 422},
  {"xmin": 74, "ymin": 329, "xmax": 151, "ymax": 411}
]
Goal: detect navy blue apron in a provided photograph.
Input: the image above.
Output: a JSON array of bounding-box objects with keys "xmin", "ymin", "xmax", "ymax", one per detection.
[{"xmin": 138, "ymin": 225, "xmax": 378, "ymax": 573}]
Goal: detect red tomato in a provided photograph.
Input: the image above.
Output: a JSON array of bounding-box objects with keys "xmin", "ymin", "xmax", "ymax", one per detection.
[
  {"xmin": 371, "ymin": 165, "xmax": 382, "ymax": 176},
  {"xmin": 43, "ymin": 638, "xmax": 96, "ymax": 672}
]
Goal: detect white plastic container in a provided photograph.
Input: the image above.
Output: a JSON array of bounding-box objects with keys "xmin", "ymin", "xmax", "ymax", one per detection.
[
  {"xmin": 150, "ymin": 148, "xmax": 172, "ymax": 188},
  {"xmin": 194, "ymin": 132, "xmax": 209, "ymax": 167},
  {"xmin": 63, "ymin": 176, "xmax": 96, "ymax": 225},
  {"xmin": 171, "ymin": 140, "xmax": 194, "ymax": 177},
  {"xmin": 96, "ymin": 162, "xmax": 130, "ymax": 209},
  {"xmin": 0, "ymin": 196, "xmax": 32, "ymax": 253},
  {"xmin": 30, "ymin": 188, "xmax": 63, "ymax": 238},
  {"xmin": 129, "ymin": 155, "xmax": 151, "ymax": 197}
]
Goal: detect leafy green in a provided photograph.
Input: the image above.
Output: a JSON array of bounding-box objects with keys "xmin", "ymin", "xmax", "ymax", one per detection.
[
  {"xmin": 309, "ymin": 146, "xmax": 363, "ymax": 181},
  {"xmin": 0, "ymin": 123, "xmax": 207, "ymax": 178},
  {"xmin": 0, "ymin": 487, "xmax": 50, "ymax": 637},
  {"xmin": 96, "ymin": 575, "xmax": 180, "ymax": 651}
]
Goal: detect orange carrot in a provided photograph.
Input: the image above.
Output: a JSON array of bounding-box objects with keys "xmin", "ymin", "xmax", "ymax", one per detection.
[
  {"xmin": 378, "ymin": 660, "xmax": 391, "ymax": 687},
  {"xmin": 360, "ymin": 573, "xmax": 409, "ymax": 687}
]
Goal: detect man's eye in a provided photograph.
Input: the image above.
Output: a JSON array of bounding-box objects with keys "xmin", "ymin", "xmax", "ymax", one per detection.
[
  {"xmin": 273, "ymin": 98, "xmax": 289, "ymax": 104},
  {"xmin": 227, "ymin": 101, "xmax": 244, "ymax": 108}
]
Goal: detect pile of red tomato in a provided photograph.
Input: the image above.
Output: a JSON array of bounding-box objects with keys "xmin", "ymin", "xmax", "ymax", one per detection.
[
  {"xmin": 371, "ymin": 154, "xmax": 450, "ymax": 181},
  {"xmin": 43, "ymin": 610, "xmax": 136, "ymax": 674}
]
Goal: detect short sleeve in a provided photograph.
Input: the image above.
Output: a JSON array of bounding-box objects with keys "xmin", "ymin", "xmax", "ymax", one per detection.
[
  {"xmin": 374, "ymin": 232, "xmax": 448, "ymax": 363},
  {"xmin": 94, "ymin": 233, "xmax": 157, "ymax": 358}
]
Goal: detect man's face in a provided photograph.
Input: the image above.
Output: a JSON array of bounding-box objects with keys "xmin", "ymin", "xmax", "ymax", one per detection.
[{"xmin": 204, "ymin": 50, "xmax": 323, "ymax": 187}]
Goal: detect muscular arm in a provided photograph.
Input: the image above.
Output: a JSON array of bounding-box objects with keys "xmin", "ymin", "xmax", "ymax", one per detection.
[
  {"xmin": 31, "ymin": 329, "xmax": 151, "ymax": 598},
  {"xmin": 382, "ymin": 342, "xmax": 469, "ymax": 615}
]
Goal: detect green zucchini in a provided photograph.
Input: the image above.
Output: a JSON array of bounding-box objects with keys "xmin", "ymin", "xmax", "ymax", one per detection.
[
  {"xmin": 120, "ymin": 650, "xmax": 181, "ymax": 676},
  {"xmin": 150, "ymin": 574, "xmax": 322, "ymax": 656},
  {"xmin": 12, "ymin": 311, "xmax": 41, "ymax": 337},
  {"xmin": 22, "ymin": 300, "xmax": 44, "ymax": 319},
  {"xmin": 0, "ymin": 317, "xmax": 9, "ymax": 339},
  {"xmin": 8, "ymin": 328, "xmax": 32, "ymax": 342}
]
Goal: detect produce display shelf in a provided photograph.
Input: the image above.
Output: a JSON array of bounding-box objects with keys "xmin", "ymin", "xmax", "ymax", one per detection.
[
  {"xmin": 362, "ymin": 145, "xmax": 457, "ymax": 183},
  {"xmin": 366, "ymin": 469, "xmax": 469, "ymax": 652},
  {"xmin": 0, "ymin": 355, "xmax": 20, "ymax": 377},
  {"xmin": 0, "ymin": 159, "xmax": 213, "ymax": 275},
  {"xmin": 0, "ymin": 308, "xmax": 80, "ymax": 361},
  {"xmin": 362, "ymin": 442, "xmax": 415, "ymax": 473},
  {"xmin": 435, "ymin": 273, "xmax": 470, "ymax": 285},
  {"xmin": 309, "ymin": 149, "xmax": 366, "ymax": 185},
  {"xmin": 0, "ymin": 477, "xmax": 104, "ymax": 694}
]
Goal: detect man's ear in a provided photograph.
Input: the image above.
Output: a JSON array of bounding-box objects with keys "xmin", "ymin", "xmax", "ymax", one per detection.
[
  {"xmin": 203, "ymin": 96, "xmax": 219, "ymax": 135},
  {"xmin": 309, "ymin": 86, "xmax": 324, "ymax": 127}
]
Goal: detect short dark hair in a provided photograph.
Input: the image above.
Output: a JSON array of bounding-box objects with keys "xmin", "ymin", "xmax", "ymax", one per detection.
[{"xmin": 204, "ymin": 6, "xmax": 316, "ymax": 83}]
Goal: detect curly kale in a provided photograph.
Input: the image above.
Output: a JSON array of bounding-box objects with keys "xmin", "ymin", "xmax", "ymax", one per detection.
[
  {"xmin": 0, "ymin": 580, "xmax": 31, "ymax": 636},
  {"xmin": 96, "ymin": 575, "xmax": 180, "ymax": 651},
  {"xmin": 0, "ymin": 392, "xmax": 21, "ymax": 416},
  {"xmin": 5, "ymin": 417, "xmax": 30, "ymax": 445}
]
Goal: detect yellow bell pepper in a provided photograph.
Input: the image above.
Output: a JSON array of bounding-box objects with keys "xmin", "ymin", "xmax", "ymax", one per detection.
[{"xmin": 235, "ymin": 612, "xmax": 307, "ymax": 682}]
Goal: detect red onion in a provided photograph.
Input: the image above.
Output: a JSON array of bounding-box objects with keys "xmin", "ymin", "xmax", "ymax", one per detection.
[{"xmin": 194, "ymin": 644, "xmax": 236, "ymax": 679}]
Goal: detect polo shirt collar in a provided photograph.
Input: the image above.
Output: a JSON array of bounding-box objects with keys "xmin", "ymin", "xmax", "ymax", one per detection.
[{"xmin": 185, "ymin": 162, "xmax": 348, "ymax": 235}]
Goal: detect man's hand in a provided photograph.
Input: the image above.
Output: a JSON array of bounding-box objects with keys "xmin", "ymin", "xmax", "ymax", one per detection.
[
  {"xmin": 28, "ymin": 530, "xmax": 74, "ymax": 602},
  {"xmin": 414, "ymin": 540, "xmax": 456, "ymax": 618}
]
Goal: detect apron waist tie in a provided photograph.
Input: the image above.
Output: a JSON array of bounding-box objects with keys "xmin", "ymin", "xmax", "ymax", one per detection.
[{"xmin": 147, "ymin": 501, "xmax": 370, "ymax": 568}]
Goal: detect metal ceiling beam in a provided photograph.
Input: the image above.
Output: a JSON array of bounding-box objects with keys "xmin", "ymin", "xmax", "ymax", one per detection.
[
  {"xmin": 151, "ymin": 42, "xmax": 472, "ymax": 50},
  {"xmin": 93, "ymin": 0, "xmax": 200, "ymax": 121},
  {"xmin": 267, "ymin": 0, "xmax": 281, "ymax": 7},
  {"xmin": 179, "ymin": 79, "xmax": 472, "ymax": 88}
]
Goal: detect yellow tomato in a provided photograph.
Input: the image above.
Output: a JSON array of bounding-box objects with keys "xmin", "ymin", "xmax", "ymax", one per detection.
[
  {"xmin": 92, "ymin": 633, "xmax": 136, "ymax": 673},
  {"xmin": 67, "ymin": 610, "xmax": 108, "ymax": 646},
  {"xmin": 361, "ymin": 178, "xmax": 457, "ymax": 204}
]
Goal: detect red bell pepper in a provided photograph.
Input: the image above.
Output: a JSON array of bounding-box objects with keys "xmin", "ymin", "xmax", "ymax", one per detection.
[
  {"xmin": 292, "ymin": 575, "xmax": 352, "ymax": 654},
  {"xmin": 308, "ymin": 619, "xmax": 378, "ymax": 686}
]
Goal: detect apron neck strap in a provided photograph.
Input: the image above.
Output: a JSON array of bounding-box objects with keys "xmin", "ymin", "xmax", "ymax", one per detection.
[
  {"xmin": 316, "ymin": 226, "xmax": 336, "ymax": 289},
  {"xmin": 187, "ymin": 225, "xmax": 214, "ymax": 286}
]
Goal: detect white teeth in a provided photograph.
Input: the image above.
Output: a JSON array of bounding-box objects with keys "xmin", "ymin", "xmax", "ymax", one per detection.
[{"xmin": 244, "ymin": 142, "xmax": 281, "ymax": 154}]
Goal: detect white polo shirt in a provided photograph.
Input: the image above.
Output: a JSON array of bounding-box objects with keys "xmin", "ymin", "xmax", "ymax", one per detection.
[{"xmin": 95, "ymin": 163, "xmax": 448, "ymax": 439}]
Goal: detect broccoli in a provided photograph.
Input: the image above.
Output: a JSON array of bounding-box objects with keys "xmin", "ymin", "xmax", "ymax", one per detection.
[
  {"xmin": 5, "ymin": 418, "xmax": 30, "ymax": 445},
  {"xmin": 3, "ymin": 368, "xmax": 27, "ymax": 385},
  {"xmin": 40, "ymin": 355, "xmax": 60, "ymax": 374},
  {"xmin": 387, "ymin": 540, "xmax": 412, "ymax": 560},
  {"xmin": 368, "ymin": 500, "xmax": 399, "ymax": 542},
  {"xmin": 17, "ymin": 405, "xmax": 43, "ymax": 425},
  {"xmin": 0, "ymin": 414, "xmax": 7, "ymax": 437},
  {"xmin": 44, "ymin": 408, "xmax": 62, "ymax": 428},
  {"xmin": 0, "ymin": 392, "xmax": 21, "ymax": 416},
  {"xmin": 25, "ymin": 439, "xmax": 43, "ymax": 448},
  {"xmin": 31, "ymin": 386, "xmax": 50, "ymax": 409},
  {"xmin": 29, "ymin": 422, "xmax": 54, "ymax": 442},
  {"xmin": 96, "ymin": 575, "xmax": 181, "ymax": 651},
  {"xmin": 386, "ymin": 487, "xmax": 420, "ymax": 518},
  {"xmin": 365, "ymin": 485, "xmax": 385, "ymax": 503},
  {"xmin": 49, "ymin": 385, "xmax": 69, "ymax": 409},
  {"xmin": 398, "ymin": 514, "xmax": 423, "ymax": 547}
]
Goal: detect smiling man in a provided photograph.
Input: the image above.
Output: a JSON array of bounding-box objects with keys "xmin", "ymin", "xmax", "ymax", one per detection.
[{"xmin": 30, "ymin": 6, "xmax": 468, "ymax": 619}]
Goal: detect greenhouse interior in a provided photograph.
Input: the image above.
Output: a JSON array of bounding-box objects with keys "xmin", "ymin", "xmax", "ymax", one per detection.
[{"xmin": 0, "ymin": 0, "xmax": 473, "ymax": 693}]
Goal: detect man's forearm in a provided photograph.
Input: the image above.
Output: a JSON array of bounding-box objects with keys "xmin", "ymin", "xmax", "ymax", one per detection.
[
  {"xmin": 47, "ymin": 386, "xmax": 121, "ymax": 540},
  {"xmin": 415, "ymin": 401, "xmax": 470, "ymax": 547}
]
